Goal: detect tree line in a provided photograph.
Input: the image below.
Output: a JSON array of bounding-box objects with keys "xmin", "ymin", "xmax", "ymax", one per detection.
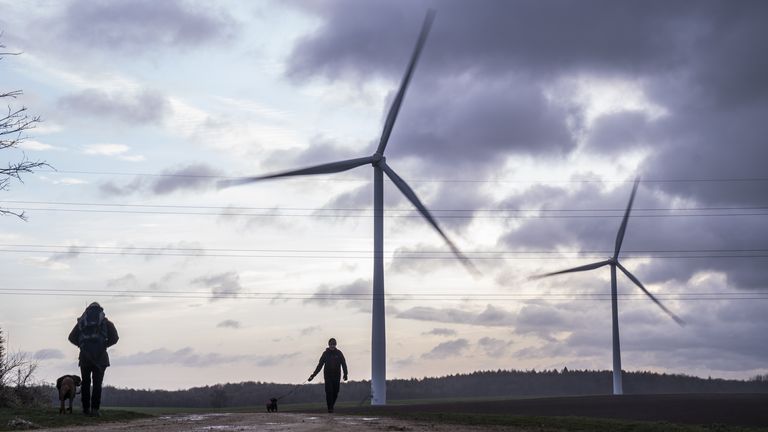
[{"xmin": 89, "ymin": 369, "xmax": 768, "ymax": 408}]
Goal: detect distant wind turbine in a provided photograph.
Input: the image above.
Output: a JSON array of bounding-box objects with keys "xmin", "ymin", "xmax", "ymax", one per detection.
[
  {"xmin": 220, "ymin": 10, "xmax": 475, "ymax": 405},
  {"xmin": 531, "ymin": 178, "xmax": 684, "ymax": 395}
]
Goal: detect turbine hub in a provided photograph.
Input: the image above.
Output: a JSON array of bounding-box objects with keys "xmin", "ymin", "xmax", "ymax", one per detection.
[{"xmin": 372, "ymin": 153, "xmax": 385, "ymax": 166}]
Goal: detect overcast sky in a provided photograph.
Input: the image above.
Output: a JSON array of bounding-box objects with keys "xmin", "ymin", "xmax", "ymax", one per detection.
[{"xmin": 1, "ymin": 0, "xmax": 766, "ymax": 391}]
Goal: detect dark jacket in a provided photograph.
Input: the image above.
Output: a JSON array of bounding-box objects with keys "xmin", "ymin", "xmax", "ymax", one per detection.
[
  {"xmin": 312, "ymin": 348, "xmax": 348, "ymax": 379},
  {"xmin": 68, "ymin": 316, "xmax": 119, "ymax": 368}
]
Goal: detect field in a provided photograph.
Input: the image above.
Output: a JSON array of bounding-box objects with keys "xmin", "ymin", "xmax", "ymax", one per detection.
[{"xmin": 2, "ymin": 393, "xmax": 766, "ymax": 431}]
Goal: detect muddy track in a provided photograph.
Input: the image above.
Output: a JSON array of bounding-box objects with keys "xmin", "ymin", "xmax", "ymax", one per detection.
[{"xmin": 35, "ymin": 412, "xmax": 490, "ymax": 432}]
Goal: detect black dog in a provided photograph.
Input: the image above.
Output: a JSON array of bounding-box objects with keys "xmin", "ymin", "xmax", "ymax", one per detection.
[
  {"xmin": 266, "ymin": 398, "xmax": 278, "ymax": 412},
  {"xmin": 56, "ymin": 375, "xmax": 82, "ymax": 414}
]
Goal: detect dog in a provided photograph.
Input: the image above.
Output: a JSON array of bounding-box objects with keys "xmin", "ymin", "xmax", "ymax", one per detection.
[
  {"xmin": 266, "ymin": 398, "xmax": 278, "ymax": 412},
  {"xmin": 56, "ymin": 375, "xmax": 81, "ymax": 414}
]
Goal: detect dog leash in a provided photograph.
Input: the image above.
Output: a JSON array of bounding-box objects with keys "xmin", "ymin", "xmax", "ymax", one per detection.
[{"xmin": 275, "ymin": 380, "xmax": 309, "ymax": 401}]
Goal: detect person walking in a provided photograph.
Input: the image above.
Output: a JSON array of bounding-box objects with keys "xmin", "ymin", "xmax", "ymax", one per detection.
[
  {"xmin": 308, "ymin": 338, "xmax": 348, "ymax": 413},
  {"xmin": 68, "ymin": 302, "xmax": 119, "ymax": 417}
]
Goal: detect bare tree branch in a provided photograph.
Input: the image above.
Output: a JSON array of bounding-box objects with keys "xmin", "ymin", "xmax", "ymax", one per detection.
[{"xmin": 1, "ymin": 35, "xmax": 48, "ymax": 220}]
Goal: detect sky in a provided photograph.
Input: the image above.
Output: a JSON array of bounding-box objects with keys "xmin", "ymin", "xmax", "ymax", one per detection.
[{"xmin": 1, "ymin": 0, "xmax": 767, "ymax": 391}]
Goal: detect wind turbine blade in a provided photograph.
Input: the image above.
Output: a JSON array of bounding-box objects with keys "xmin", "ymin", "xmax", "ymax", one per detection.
[
  {"xmin": 380, "ymin": 161, "xmax": 478, "ymax": 276},
  {"xmin": 375, "ymin": 9, "xmax": 436, "ymax": 155},
  {"xmin": 614, "ymin": 177, "xmax": 640, "ymax": 259},
  {"xmin": 615, "ymin": 262, "xmax": 685, "ymax": 326},
  {"xmin": 218, "ymin": 156, "xmax": 376, "ymax": 188},
  {"xmin": 529, "ymin": 260, "xmax": 613, "ymax": 280}
]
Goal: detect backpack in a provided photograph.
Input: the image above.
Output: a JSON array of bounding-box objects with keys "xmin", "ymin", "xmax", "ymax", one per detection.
[{"xmin": 77, "ymin": 307, "xmax": 108, "ymax": 355}]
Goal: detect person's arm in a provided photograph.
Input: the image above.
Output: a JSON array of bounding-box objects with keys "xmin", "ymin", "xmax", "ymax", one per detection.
[
  {"xmin": 308, "ymin": 352, "xmax": 326, "ymax": 381},
  {"xmin": 340, "ymin": 351, "xmax": 348, "ymax": 380},
  {"xmin": 67, "ymin": 323, "xmax": 80, "ymax": 347},
  {"xmin": 106, "ymin": 320, "xmax": 119, "ymax": 347}
]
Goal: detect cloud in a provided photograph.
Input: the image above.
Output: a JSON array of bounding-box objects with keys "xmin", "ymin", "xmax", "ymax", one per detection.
[
  {"xmin": 112, "ymin": 347, "xmax": 299, "ymax": 368},
  {"xmin": 421, "ymin": 338, "xmax": 469, "ymax": 359},
  {"xmin": 514, "ymin": 304, "xmax": 569, "ymax": 342},
  {"xmin": 82, "ymin": 143, "xmax": 144, "ymax": 162},
  {"xmin": 300, "ymin": 326, "xmax": 321, "ymax": 336},
  {"xmin": 305, "ymin": 278, "xmax": 371, "ymax": 312},
  {"xmin": 478, "ymin": 337, "xmax": 513, "ymax": 358},
  {"xmin": 499, "ymin": 181, "xmax": 768, "ymax": 290},
  {"xmin": 217, "ymin": 320, "xmax": 241, "ymax": 329},
  {"xmin": 107, "ymin": 273, "xmax": 139, "ymax": 289},
  {"xmin": 59, "ymin": 88, "xmax": 170, "ymax": 125},
  {"xmin": 99, "ymin": 163, "xmax": 222, "ymax": 197},
  {"xmin": 192, "ymin": 272, "xmax": 243, "ymax": 301},
  {"xmin": 46, "ymin": 246, "xmax": 83, "ymax": 263},
  {"xmin": 422, "ymin": 328, "xmax": 457, "ymax": 337},
  {"xmin": 152, "ymin": 164, "xmax": 223, "ymax": 195},
  {"xmin": 32, "ymin": 348, "xmax": 65, "ymax": 361},
  {"xmin": 16, "ymin": 140, "xmax": 58, "ymax": 151},
  {"xmin": 55, "ymin": 0, "xmax": 238, "ymax": 54},
  {"xmin": 398, "ymin": 304, "xmax": 516, "ymax": 327}
]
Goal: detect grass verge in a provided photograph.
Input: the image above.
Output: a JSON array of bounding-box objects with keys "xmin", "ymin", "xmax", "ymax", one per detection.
[{"xmin": 0, "ymin": 407, "xmax": 150, "ymax": 431}]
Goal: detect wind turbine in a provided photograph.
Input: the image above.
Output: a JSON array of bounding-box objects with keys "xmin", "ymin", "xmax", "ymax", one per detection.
[
  {"xmin": 220, "ymin": 10, "xmax": 474, "ymax": 405},
  {"xmin": 531, "ymin": 178, "xmax": 684, "ymax": 395}
]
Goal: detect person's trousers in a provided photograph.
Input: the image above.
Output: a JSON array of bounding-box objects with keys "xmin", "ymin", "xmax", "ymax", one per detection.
[
  {"xmin": 324, "ymin": 375, "xmax": 341, "ymax": 411},
  {"xmin": 80, "ymin": 362, "xmax": 105, "ymax": 412}
]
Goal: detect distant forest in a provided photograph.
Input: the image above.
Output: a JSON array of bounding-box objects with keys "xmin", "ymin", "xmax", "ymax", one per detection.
[{"xmin": 83, "ymin": 369, "xmax": 768, "ymax": 408}]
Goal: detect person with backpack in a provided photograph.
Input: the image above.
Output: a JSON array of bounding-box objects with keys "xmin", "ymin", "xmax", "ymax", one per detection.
[
  {"xmin": 308, "ymin": 337, "xmax": 348, "ymax": 413},
  {"xmin": 67, "ymin": 302, "xmax": 119, "ymax": 417}
]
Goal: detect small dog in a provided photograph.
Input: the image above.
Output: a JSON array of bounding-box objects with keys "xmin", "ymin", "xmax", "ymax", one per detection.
[
  {"xmin": 56, "ymin": 375, "xmax": 82, "ymax": 414},
  {"xmin": 266, "ymin": 398, "xmax": 278, "ymax": 412}
]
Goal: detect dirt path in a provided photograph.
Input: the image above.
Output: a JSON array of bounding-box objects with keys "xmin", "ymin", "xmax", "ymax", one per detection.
[{"xmin": 35, "ymin": 412, "xmax": 488, "ymax": 432}]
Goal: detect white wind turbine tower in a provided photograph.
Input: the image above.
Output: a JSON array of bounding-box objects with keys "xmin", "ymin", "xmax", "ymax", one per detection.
[
  {"xmin": 220, "ymin": 10, "xmax": 475, "ymax": 405},
  {"xmin": 532, "ymin": 178, "xmax": 684, "ymax": 395}
]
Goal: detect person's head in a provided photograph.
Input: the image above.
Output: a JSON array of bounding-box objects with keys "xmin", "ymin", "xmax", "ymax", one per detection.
[{"xmin": 328, "ymin": 338, "xmax": 337, "ymax": 350}]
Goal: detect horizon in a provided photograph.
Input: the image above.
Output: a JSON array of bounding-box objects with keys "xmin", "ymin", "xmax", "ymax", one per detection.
[{"xmin": 1, "ymin": 0, "xmax": 767, "ymax": 392}]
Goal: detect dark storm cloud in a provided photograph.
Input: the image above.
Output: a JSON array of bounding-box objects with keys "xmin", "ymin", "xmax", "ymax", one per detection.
[
  {"xmin": 583, "ymin": 111, "xmax": 655, "ymax": 154},
  {"xmin": 499, "ymin": 181, "xmax": 768, "ymax": 290},
  {"xmin": 99, "ymin": 163, "xmax": 222, "ymax": 197},
  {"xmin": 385, "ymin": 79, "xmax": 576, "ymax": 169},
  {"xmin": 287, "ymin": 0, "xmax": 699, "ymax": 81},
  {"xmin": 57, "ymin": 0, "xmax": 238, "ymax": 53},
  {"xmin": 421, "ymin": 338, "xmax": 469, "ymax": 359},
  {"xmin": 287, "ymin": 0, "xmax": 768, "ymax": 200},
  {"xmin": 514, "ymin": 303, "xmax": 568, "ymax": 342},
  {"xmin": 284, "ymin": 0, "xmax": 768, "ymax": 376},
  {"xmin": 58, "ymin": 88, "xmax": 170, "ymax": 125},
  {"xmin": 192, "ymin": 271, "xmax": 242, "ymax": 301},
  {"xmin": 398, "ymin": 304, "xmax": 516, "ymax": 327},
  {"xmin": 511, "ymin": 285, "xmax": 768, "ymax": 374}
]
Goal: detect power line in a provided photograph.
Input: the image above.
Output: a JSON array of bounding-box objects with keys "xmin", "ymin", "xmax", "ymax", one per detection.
[
  {"xmin": 2, "ymin": 207, "xmax": 767, "ymax": 219},
  {"xmin": 5, "ymin": 200, "xmax": 768, "ymax": 213},
  {"xmin": 1, "ymin": 248, "xmax": 766, "ymax": 260},
  {"xmin": 3, "ymin": 243, "xmax": 767, "ymax": 254},
  {"xmin": 36, "ymin": 169, "xmax": 768, "ymax": 184},
  {"xmin": 0, "ymin": 288, "xmax": 765, "ymax": 301}
]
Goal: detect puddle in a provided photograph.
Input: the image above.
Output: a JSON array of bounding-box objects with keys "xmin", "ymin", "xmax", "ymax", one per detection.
[
  {"xmin": 362, "ymin": 417, "xmax": 380, "ymax": 421},
  {"xmin": 163, "ymin": 413, "xmax": 231, "ymax": 422}
]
